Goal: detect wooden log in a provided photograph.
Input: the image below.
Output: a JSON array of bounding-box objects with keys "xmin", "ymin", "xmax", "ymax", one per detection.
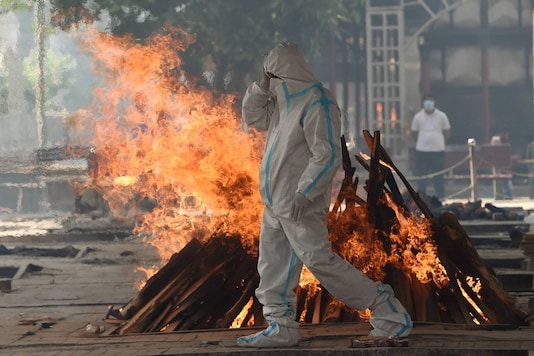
[
  {"xmin": 435, "ymin": 285, "xmax": 470, "ymax": 323},
  {"xmin": 304, "ymin": 290, "xmax": 318, "ymax": 324},
  {"xmin": 385, "ymin": 267, "xmax": 415, "ymax": 320},
  {"xmin": 356, "ymin": 156, "xmax": 400, "ymax": 206},
  {"xmin": 354, "ymin": 132, "xmax": 525, "ymax": 326},
  {"xmin": 117, "ymin": 257, "xmax": 203, "ymax": 334},
  {"xmin": 366, "ymin": 131, "xmax": 382, "ymax": 227},
  {"xmin": 155, "ymin": 239, "xmax": 258, "ymax": 331},
  {"xmin": 322, "ymin": 296, "xmax": 343, "ymax": 323},
  {"xmin": 456, "ymin": 270, "xmax": 498, "ymax": 323},
  {"xmin": 444, "ymin": 263, "xmax": 484, "ymax": 325},
  {"xmin": 436, "ymin": 212, "xmax": 526, "ymax": 325},
  {"xmin": 520, "ymin": 232, "xmax": 534, "ymax": 257},
  {"xmin": 162, "ymin": 319, "xmax": 181, "ymax": 332},
  {"xmin": 382, "ymin": 166, "xmax": 406, "ymax": 209},
  {"xmin": 362, "ymin": 130, "xmax": 434, "ymax": 220},
  {"xmin": 118, "ymin": 235, "xmax": 250, "ymax": 334},
  {"xmin": 355, "ymin": 151, "xmax": 406, "ymax": 209},
  {"xmin": 410, "ymin": 274, "xmax": 443, "ymax": 323},
  {"xmin": 173, "ymin": 274, "xmax": 231, "ymax": 331},
  {"xmin": 205, "ymin": 254, "xmax": 259, "ymax": 328},
  {"xmin": 251, "ymin": 296, "xmax": 266, "ymax": 327},
  {"xmin": 341, "ymin": 307, "xmax": 360, "ymax": 322},
  {"xmin": 119, "ymin": 238, "xmax": 202, "ymax": 319},
  {"xmin": 216, "ymin": 275, "xmax": 259, "ymax": 328},
  {"xmin": 153, "ymin": 267, "xmax": 228, "ymax": 331},
  {"xmin": 176, "ymin": 306, "xmax": 214, "ymax": 331},
  {"xmin": 165, "ymin": 257, "xmax": 257, "ymax": 330},
  {"xmin": 118, "ymin": 238, "xmax": 214, "ymax": 334},
  {"xmin": 165, "ymin": 260, "xmax": 234, "ymax": 318},
  {"xmin": 240, "ymin": 302, "xmax": 255, "ymax": 328},
  {"xmin": 332, "ymin": 135, "xmax": 357, "ymax": 213},
  {"xmin": 295, "ymin": 285, "xmax": 308, "ymax": 322},
  {"xmin": 312, "ymin": 288, "xmax": 323, "ymax": 324},
  {"xmin": 144, "ymin": 300, "xmax": 175, "ymax": 332}
]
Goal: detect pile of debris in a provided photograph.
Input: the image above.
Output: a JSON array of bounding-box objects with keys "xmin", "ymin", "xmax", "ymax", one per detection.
[
  {"xmin": 405, "ymin": 193, "xmax": 524, "ymax": 221},
  {"xmin": 520, "ymin": 231, "xmax": 534, "ymax": 258}
]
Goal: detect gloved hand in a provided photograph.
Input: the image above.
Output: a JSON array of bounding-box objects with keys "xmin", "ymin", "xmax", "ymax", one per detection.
[
  {"xmin": 259, "ymin": 70, "xmax": 270, "ymax": 90},
  {"xmin": 290, "ymin": 192, "xmax": 311, "ymax": 222}
]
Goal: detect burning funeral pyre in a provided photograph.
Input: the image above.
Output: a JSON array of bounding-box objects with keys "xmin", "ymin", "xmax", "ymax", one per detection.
[
  {"xmin": 105, "ymin": 132, "xmax": 528, "ymax": 334},
  {"xmin": 67, "ymin": 27, "xmax": 528, "ymax": 334}
]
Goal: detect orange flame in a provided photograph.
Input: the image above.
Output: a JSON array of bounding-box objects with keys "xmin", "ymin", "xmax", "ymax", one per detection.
[
  {"xmin": 460, "ymin": 275, "xmax": 488, "ymax": 324},
  {"xmin": 330, "ymin": 190, "xmax": 449, "ymax": 287},
  {"xmin": 231, "ymin": 297, "xmax": 254, "ymax": 329},
  {"xmin": 70, "ymin": 26, "xmax": 454, "ymax": 304},
  {"xmin": 70, "ymin": 26, "xmax": 264, "ymax": 271}
]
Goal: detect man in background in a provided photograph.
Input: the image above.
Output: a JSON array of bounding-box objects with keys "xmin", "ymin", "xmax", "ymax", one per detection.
[{"xmin": 411, "ymin": 93, "xmax": 451, "ymax": 199}]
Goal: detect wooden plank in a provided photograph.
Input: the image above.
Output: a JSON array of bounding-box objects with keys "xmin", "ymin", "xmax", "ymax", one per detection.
[
  {"xmin": 119, "ymin": 238, "xmax": 202, "ymax": 319},
  {"xmin": 436, "ymin": 213, "xmax": 527, "ymax": 325}
]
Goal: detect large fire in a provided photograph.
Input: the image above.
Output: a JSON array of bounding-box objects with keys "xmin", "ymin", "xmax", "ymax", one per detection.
[
  {"xmin": 64, "ymin": 27, "xmax": 534, "ymax": 331},
  {"xmin": 70, "ymin": 26, "xmax": 264, "ymax": 267},
  {"xmin": 69, "ymin": 26, "xmax": 455, "ymax": 300}
]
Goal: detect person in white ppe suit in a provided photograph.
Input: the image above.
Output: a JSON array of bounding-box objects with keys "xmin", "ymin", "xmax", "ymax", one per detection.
[{"xmin": 237, "ymin": 42, "xmax": 412, "ymax": 348}]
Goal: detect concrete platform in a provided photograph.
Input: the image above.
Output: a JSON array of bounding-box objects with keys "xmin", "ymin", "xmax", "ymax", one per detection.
[{"xmin": 0, "ymin": 214, "xmax": 534, "ymax": 355}]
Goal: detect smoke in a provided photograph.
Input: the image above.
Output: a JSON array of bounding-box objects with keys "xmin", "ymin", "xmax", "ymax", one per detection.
[{"xmin": 0, "ymin": 9, "xmax": 110, "ymax": 153}]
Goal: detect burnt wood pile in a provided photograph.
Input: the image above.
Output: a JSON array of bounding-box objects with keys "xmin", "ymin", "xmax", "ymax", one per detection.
[
  {"xmin": 110, "ymin": 130, "xmax": 528, "ymax": 334},
  {"xmin": 36, "ymin": 146, "xmax": 94, "ymax": 162},
  {"xmin": 115, "ymin": 234, "xmax": 259, "ymax": 333},
  {"xmin": 418, "ymin": 198, "xmax": 523, "ymax": 221},
  {"xmin": 520, "ymin": 231, "xmax": 534, "ymax": 257},
  {"xmin": 401, "ymin": 190, "xmax": 524, "ymax": 221}
]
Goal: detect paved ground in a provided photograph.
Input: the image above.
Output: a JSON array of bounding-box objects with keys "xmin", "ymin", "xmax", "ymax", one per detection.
[{"xmin": 1, "ymin": 191, "xmax": 534, "ymax": 355}]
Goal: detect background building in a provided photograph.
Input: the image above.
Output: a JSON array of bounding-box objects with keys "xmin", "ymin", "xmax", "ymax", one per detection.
[{"xmin": 316, "ymin": 0, "xmax": 533, "ymax": 172}]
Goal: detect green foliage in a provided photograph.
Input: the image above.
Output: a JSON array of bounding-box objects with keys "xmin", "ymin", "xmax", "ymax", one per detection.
[
  {"xmin": 48, "ymin": 0, "xmax": 365, "ymax": 92},
  {"xmin": 23, "ymin": 47, "xmax": 78, "ymax": 109},
  {"xmin": 0, "ymin": 0, "xmax": 31, "ymax": 13}
]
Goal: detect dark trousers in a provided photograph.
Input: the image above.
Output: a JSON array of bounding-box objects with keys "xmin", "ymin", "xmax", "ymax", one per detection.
[{"xmin": 414, "ymin": 150, "xmax": 445, "ymax": 198}]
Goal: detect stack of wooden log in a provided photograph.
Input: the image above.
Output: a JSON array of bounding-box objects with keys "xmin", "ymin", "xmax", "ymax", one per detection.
[
  {"xmin": 115, "ymin": 234, "xmax": 259, "ymax": 333},
  {"xmin": 403, "ymin": 193, "xmax": 523, "ymax": 221},
  {"xmin": 520, "ymin": 232, "xmax": 534, "ymax": 257},
  {"xmin": 109, "ymin": 130, "xmax": 528, "ymax": 334},
  {"xmin": 333, "ymin": 131, "xmax": 526, "ymax": 326}
]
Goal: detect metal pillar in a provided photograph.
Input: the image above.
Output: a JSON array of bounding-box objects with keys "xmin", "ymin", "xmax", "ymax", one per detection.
[{"xmin": 468, "ymin": 138, "xmax": 478, "ymax": 202}]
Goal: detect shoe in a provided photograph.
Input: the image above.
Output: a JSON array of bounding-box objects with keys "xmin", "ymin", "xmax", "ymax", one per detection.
[
  {"xmin": 236, "ymin": 320, "xmax": 301, "ymax": 348},
  {"xmin": 369, "ymin": 283, "xmax": 412, "ymax": 338}
]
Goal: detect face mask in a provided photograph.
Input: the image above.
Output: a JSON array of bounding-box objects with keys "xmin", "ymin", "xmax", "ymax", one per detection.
[{"xmin": 423, "ymin": 100, "xmax": 435, "ymax": 111}]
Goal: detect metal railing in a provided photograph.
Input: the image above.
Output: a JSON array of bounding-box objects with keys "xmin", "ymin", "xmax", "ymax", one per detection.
[{"xmin": 404, "ymin": 138, "xmax": 521, "ymax": 201}]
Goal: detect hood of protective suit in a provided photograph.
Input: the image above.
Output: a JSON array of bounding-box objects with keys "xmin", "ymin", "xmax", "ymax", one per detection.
[{"xmin": 264, "ymin": 43, "xmax": 318, "ymax": 92}]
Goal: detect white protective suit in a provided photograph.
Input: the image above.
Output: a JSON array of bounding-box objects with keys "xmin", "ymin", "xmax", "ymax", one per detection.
[{"xmin": 237, "ymin": 43, "xmax": 412, "ymax": 348}]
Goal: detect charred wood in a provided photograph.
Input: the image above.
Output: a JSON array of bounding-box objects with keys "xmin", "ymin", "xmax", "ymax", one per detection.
[
  {"xmin": 117, "ymin": 234, "xmax": 257, "ymax": 334},
  {"xmin": 119, "ymin": 238, "xmax": 202, "ymax": 319}
]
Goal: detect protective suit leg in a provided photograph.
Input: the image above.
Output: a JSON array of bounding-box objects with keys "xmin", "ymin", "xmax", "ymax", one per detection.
[
  {"xmin": 368, "ymin": 282, "xmax": 412, "ymax": 337},
  {"xmin": 236, "ymin": 206, "xmax": 302, "ymax": 348},
  {"xmin": 236, "ymin": 317, "xmax": 301, "ymax": 348},
  {"xmin": 278, "ymin": 209, "xmax": 412, "ymax": 338}
]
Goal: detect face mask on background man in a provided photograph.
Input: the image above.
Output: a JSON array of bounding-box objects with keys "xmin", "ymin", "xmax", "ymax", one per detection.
[{"xmin": 423, "ymin": 100, "xmax": 435, "ymax": 111}]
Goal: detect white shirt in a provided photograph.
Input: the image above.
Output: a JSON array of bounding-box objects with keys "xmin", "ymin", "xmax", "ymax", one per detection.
[{"xmin": 411, "ymin": 108, "xmax": 450, "ymax": 152}]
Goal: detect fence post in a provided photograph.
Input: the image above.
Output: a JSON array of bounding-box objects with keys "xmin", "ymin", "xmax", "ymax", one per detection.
[
  {"xmin": 528, "ymin": 142, "xmax": 534, "ymax": 199},
  {"xmin": 468, "ymin": 138, "xmax": 477, "ymax": 201}
]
